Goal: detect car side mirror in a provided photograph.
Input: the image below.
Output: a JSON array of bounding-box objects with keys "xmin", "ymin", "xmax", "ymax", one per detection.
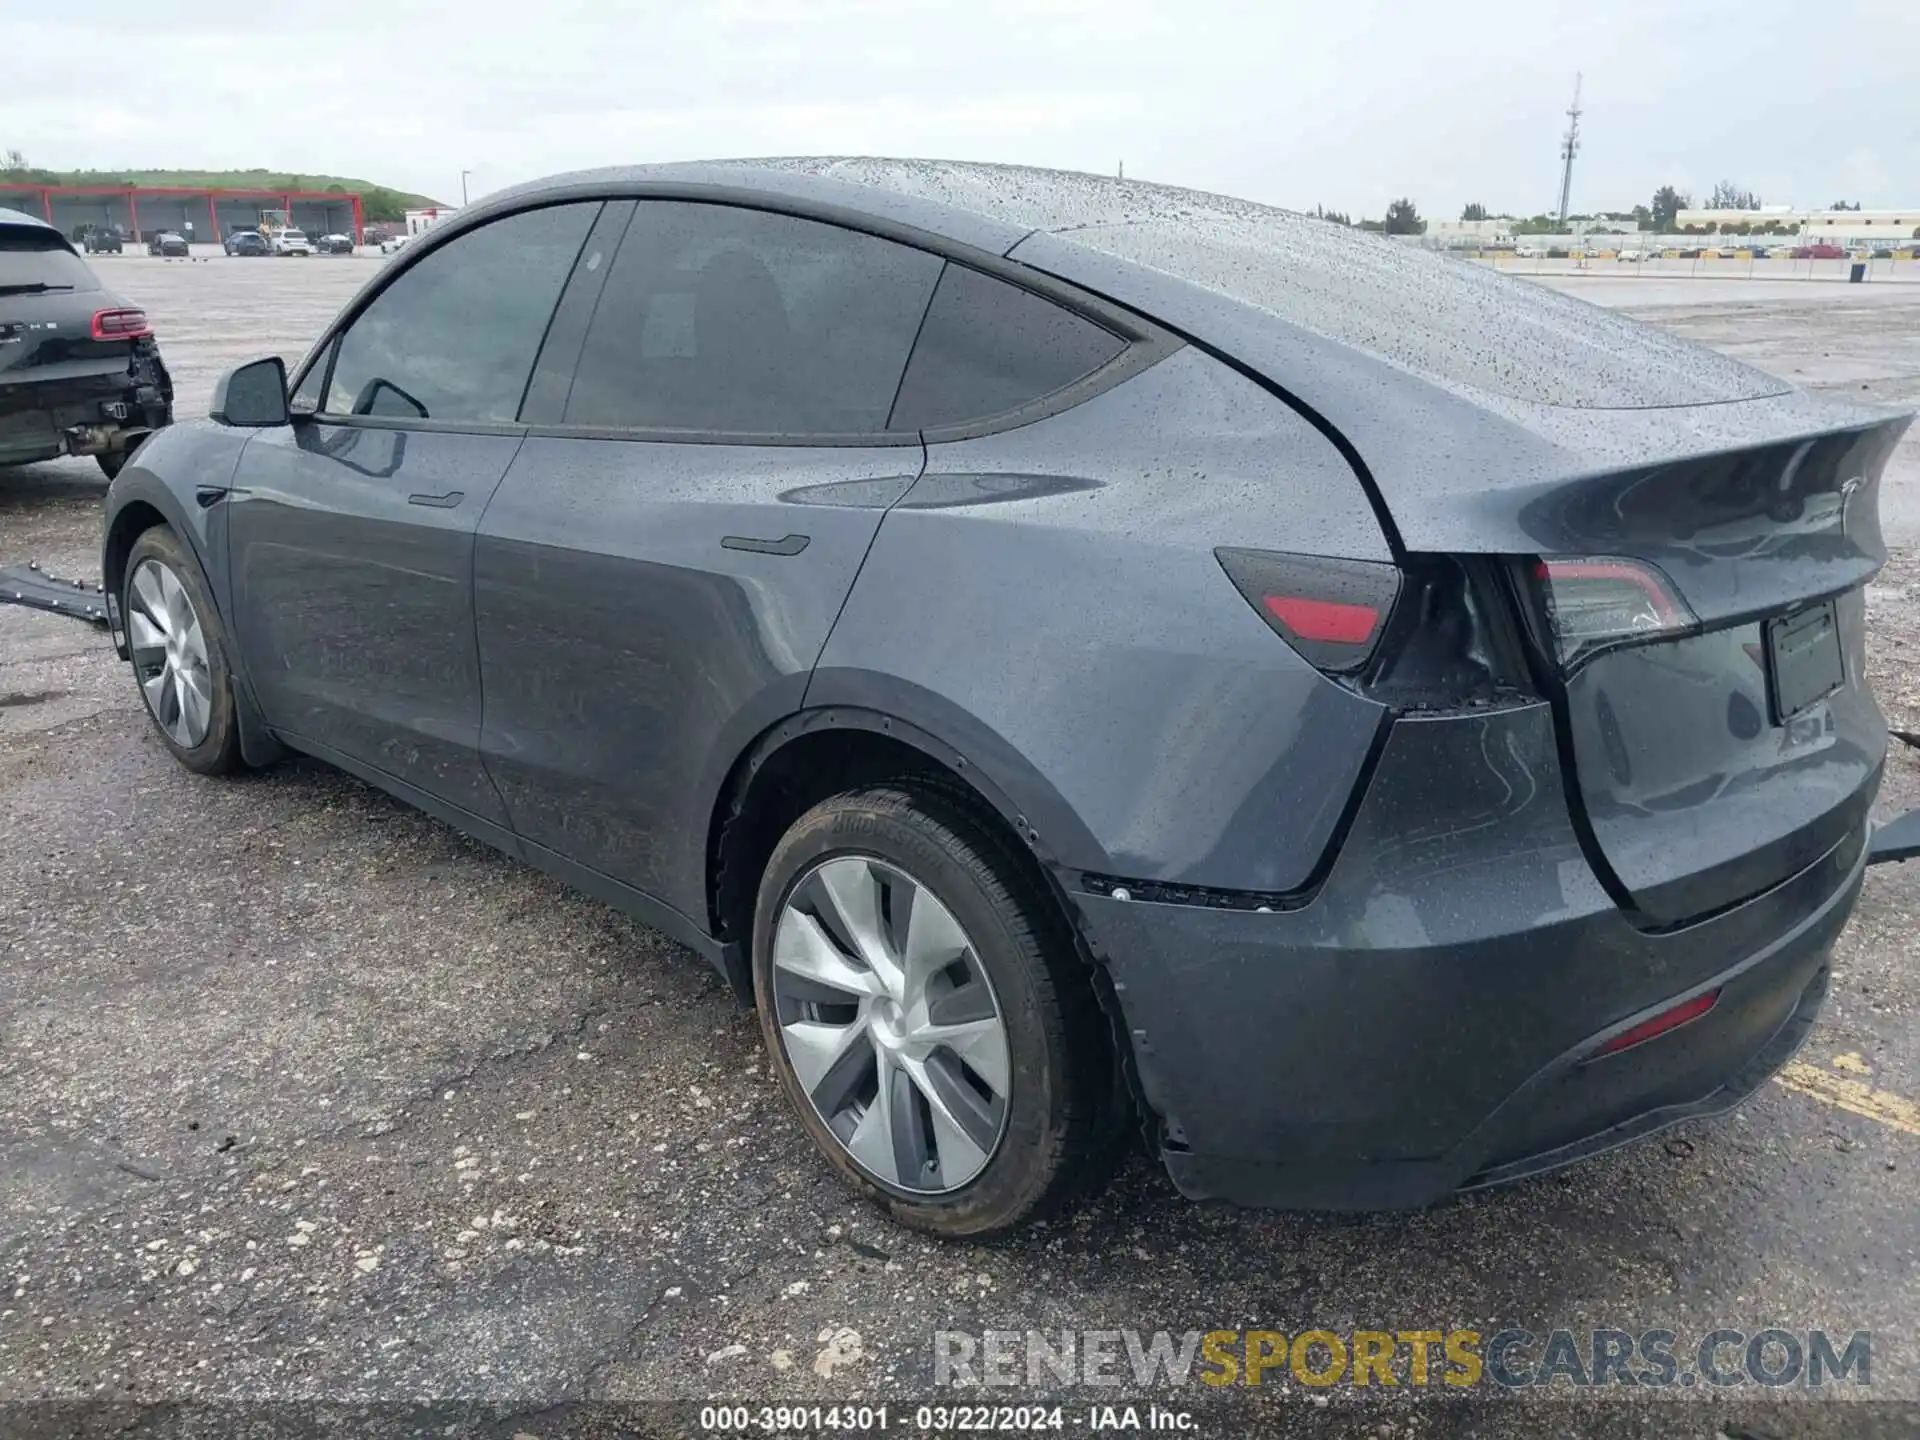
[{"xmin": 209, "ymin": 357, "xmax": 291, "ymax": 427}]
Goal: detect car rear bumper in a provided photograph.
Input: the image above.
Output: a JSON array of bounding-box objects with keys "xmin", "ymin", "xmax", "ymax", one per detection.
[
  {"xmin": 1069, "ymin": 701, "xmax": 1872, "ymax": 1211},
  {"xmin": 0, "ymin": 365, "xmax": 173, "ymax": 466}
]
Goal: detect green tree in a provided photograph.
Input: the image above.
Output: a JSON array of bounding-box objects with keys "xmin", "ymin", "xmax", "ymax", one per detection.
[
  {"xmin": 1650, "ymin": 185, "xmax": 1688, "ymax": 231},
  {"xmin": 357, "ymin": 185, "xmax": 412, "ymax": 223},
  {"xmin": 1829, "ymin": 200, "xmax": 1861, "ymax": 211},
  {"xmin": 1383, "ymin": 197, "xmax": 1424, "ymax": 235},
  {"xmin": 2, "ymin": 147, "xmax": 25, "ymax": 174},
  {"xmin": 1460, "ymin": 201, "xmax": 1487, "ymax": 221},
  {"xmin": 1708, "ymin": 181, "xmax": 1760, "ymax": 210}
]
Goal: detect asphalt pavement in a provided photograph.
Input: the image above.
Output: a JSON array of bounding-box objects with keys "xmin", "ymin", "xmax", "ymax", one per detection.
[{"xmin": 1, "ymin": 256, "xmax": 1916, "ymax": 1439}]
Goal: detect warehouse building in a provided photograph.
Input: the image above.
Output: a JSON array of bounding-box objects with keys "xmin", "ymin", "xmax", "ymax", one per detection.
[{"xmin": 0, "ymin": 184, "xmax": 364, "ymax": 243}]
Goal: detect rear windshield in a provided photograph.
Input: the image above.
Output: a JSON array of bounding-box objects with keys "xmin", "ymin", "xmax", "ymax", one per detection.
[{"xmin": 0, "ymin": 227, "xmax": 100, "ymax": 292}]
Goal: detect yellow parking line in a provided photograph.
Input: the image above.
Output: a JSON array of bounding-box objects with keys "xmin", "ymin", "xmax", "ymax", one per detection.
[{"xmin": 1773, "ymin": 1055, "xmax": 1920, "ymax": 1137}]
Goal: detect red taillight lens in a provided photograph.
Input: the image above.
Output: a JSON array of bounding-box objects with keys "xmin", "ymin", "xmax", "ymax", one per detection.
[
  {"xmin": 91, "ymin": 308, "xmax": 152, "ymax": 341},
  {"xmin": 1262, "ymin": 594, "xmax": 1383, "ymax": 644},
  {"xmin": 1589, "ymin": 988, "xmax": 1720, "ymax": 1058},
  {"xmin": 1217, "ymin": 549, "xmax": 1402, "ymax": 674},
  {"xmin": 1530, "ymin": 555, "xmax": 1698, "ymax": 670}
]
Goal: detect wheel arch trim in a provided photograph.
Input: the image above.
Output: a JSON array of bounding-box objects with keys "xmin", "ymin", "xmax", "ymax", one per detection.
[
  {"xmin": 103, "ymin": 454, "xmax": 282, "ymax": 766},
  {"xmin": 715, "ymin": 675, "xmax": 1112, "ymax": 895}
]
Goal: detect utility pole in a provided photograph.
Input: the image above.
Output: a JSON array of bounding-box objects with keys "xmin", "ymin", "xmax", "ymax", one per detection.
[
  {"xmin": 460, "ymin": 169, "xmax": 472, "ymax": 206},
  {"xmin": 1117, "ymin": 160, "xmax": 1124, "ymax": 180},
  {"xmin": 1556, "ymin": 73, "xmax": 1582, "ymax": 226}
]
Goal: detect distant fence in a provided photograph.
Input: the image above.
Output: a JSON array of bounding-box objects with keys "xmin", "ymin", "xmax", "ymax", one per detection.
[
  {"xmin": 1460, "ymin": 247, "xmax": 1920, "ymax": 262},
  {"xmin": 1461, "ymin": 252, "xmax": 1920, "ymax": 283}
]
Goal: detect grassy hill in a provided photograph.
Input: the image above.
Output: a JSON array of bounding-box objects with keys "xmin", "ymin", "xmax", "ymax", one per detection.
[{"xmin": 0, "ymin": 167, "xmax": 442, "ymax": 221}]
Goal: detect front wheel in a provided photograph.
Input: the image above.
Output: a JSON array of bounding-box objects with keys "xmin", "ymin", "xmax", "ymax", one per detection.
[
  {"xmin": 122, "ymin": 526, "xmax": 243, "ymax": 775},
  {"xmin": 96, "ymin": 450, "xmax": 126, "ymax": 480},
  {"xmin": 752, "ymin": 784, "xmax": 1115, "ymax": 1238}
]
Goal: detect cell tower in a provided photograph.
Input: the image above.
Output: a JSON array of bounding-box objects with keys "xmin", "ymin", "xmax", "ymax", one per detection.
[{"xmin": 1556, "ymin": 73, "xmax": 1583, "ymax": 225}]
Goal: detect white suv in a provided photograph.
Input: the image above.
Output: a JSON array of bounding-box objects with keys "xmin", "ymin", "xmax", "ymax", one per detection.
[{"xmin": 272, "ymin": 230, "xmax": 312, "ymax": 257}]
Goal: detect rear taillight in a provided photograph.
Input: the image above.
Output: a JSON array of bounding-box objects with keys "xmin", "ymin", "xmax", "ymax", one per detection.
[
  {"xmin": 1218, "ymin": 548, "xmax": 1534, "ymax": 704},
  {"xmin": 91, "ymin": 308, "xmax": 152, "ymax": 341},
  {"xmin": 1216, "ymin": 549, "xmax": 1400, "ymax": 674},
  {"xmin": 1528, "ymin": 556, "xmax": 1698, "ymax": 671}
]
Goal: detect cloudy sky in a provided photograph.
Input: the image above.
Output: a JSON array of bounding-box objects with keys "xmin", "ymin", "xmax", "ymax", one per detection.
[{"xmin": 5, "ymin": 0, "xmax": 1914, "ymax": 217}]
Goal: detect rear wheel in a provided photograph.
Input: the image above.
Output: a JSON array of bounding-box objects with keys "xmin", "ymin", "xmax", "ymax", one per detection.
[
  {"xmin": 753, "ymin": 784, "xmax": 1114, "ymax": 1237},
  {"xmin": 122, "ymin": 527, "xmax": 242, "ymax": 775}
]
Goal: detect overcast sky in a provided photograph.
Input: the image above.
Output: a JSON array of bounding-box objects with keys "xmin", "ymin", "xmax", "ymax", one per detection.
[{"xmin": 6, "ymin": 0, "xmax": 1915, "ymax": 218}]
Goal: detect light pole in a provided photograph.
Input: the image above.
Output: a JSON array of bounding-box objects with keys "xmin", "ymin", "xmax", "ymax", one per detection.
[{"xmin": 460, "ymin": 170, "xmax": 472, "ymax": 206}]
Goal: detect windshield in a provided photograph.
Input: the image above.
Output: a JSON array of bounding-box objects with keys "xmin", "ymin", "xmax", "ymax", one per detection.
[
  {"xmin": 0, "ymin": 228, "xmax": 101, "ymax": 292},
  {"xmin": 282, "ymin": 232, "xmax": 307, "ymax": 241}
]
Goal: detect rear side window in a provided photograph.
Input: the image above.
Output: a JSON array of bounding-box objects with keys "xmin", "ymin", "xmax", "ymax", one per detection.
[
  {"xmin": 324, "ymin": 202, "xmax": 598, "ymax": 424},
  {"xmin": 0, "ymin": 227, "xmax": 100, "ymax": 293},
  {"xmin": 887, "ymin": 264, "xmax": 1126, "ymax": 432},
  {"xmin": 564, "ymin": 202, "xmax": 943, "ymax": 434}
]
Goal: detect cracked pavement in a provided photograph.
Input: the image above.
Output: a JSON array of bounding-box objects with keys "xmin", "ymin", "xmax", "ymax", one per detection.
[{"xmin": 1, "ymin": 257, "xmax": 1917, "ymax": 1438}]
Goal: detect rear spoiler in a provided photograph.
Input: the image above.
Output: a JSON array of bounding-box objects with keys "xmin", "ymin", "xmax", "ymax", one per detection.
[{"xmin": 1867, "ymin": 732, "xmax": 1920, "ymax": 867}]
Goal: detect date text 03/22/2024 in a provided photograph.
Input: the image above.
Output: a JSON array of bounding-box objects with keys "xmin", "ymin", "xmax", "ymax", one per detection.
[{"xmin": 697, "ymin": 1405, "xmax": 1196, "ymax": 1432}]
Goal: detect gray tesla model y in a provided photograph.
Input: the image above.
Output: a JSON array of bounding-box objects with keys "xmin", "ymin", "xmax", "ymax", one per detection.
[{"xmin": 100, "ymin": 160, "xmax": 1911, "ymax": 1237}]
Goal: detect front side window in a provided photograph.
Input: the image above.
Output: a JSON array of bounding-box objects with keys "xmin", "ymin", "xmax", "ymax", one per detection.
[
  {"xmin": 324, "ymin": 202, "xmax": 598, "ymax": 424},
  {"xmin": 564, "ymin": 202, "xmax": 943, "ymax": 434}
]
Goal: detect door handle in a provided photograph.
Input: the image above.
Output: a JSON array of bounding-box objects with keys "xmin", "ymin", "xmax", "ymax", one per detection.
[
  {"xmin": 720, "ymin": 533, "xmax": 809, "ymax": 556},
  {"xmin": 407, "ymin": 490, "xmax": 464, "ymax": 509}
]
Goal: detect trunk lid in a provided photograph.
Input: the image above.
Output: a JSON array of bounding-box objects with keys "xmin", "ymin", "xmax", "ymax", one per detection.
[{"xmin": 1503, "ymin": 422, "xmax": 1903, "ymax": 924}]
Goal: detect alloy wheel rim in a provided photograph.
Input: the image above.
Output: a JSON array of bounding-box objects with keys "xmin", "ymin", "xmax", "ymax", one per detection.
[
  {"xmin": 127, "ymin": 558, "xmax": 213, "ymax": 749},
  {"xmin": 771, "ymin": 855, "xmax": 1011, "ymax": 1195}
]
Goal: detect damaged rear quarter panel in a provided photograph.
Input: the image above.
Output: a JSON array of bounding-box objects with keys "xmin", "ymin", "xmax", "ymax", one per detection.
[{"xmin": 810, "ymin": 346, "xmax": 1392, "ymax": 894}]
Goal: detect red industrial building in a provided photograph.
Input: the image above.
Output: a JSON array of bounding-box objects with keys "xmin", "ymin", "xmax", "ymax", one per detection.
[{"xmin": 0, "ymin": 184, "xmax": 365, "ymax": 244}]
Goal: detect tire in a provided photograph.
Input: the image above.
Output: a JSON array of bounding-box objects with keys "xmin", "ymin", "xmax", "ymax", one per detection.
[
  {"xmin": 122, "ymin": 526, "xmax": 243, "ymax": 775},
  {"xmin": 96, "ymin": 451, "xmax": 126, "ymax": 480},
  {"xmin": 753, "ymin": 783, "xmax": 1114, "ymax": 1238}
]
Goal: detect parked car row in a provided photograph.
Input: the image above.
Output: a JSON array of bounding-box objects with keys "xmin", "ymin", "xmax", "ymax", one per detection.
[
  {"xmin": 41, "ymin": 227, "xmax": 371, "ymax": 258},
  {"xmin": 1508, "ymin": 240, "xmax": 1913, "ymax": 261},
  {"xmin": 220, "ymin": 229, "xmax": 361, "ymax": 256}
]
